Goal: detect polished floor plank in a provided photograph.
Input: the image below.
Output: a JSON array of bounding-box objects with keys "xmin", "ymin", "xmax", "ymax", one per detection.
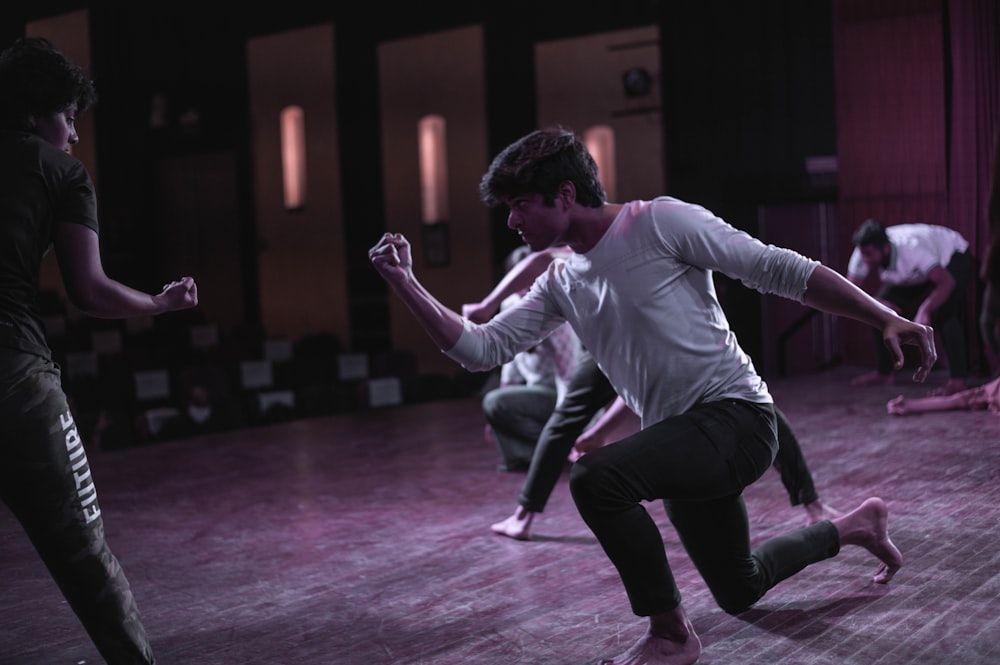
[{"xmin": 1, "ymin": 366, "xmax": 998, "ymax": 664}]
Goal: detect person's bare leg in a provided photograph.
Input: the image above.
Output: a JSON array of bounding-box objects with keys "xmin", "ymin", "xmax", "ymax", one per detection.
[
  {"xmin": 831, "ymin": 497, "xmax": 902, "ymax": 583},
  {"xmin": 850, "ymin": 371, "xmax": 894, "ymax": 387},
  {"xmin": 803, "ymin": 499, "xmax": 841, "ymax": 526},
  {"xmin": 490, "ymin": 504, "xmax": 536, "ymax": 541},
  {"xmin": 599, "ymin": 605, "xmax": 701, "ymax": 665}
]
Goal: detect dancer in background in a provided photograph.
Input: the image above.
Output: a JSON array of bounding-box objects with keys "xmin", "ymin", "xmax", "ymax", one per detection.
[
  {"xmin": 479, "ymin": 246, "xmax": 583, "ymax": 471},
  {"xmin": 464, "ymin": 246, "xmax": 618, "ymax": 538},
  {"xmin": 0, "ymin": 37, "xmax": 198, "ymax": 664},
  {"xmin": 847, "ymin": 218, "xmax": 972, "ymax": 396}
]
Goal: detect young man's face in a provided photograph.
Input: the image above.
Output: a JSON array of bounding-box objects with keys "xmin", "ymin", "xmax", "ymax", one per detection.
[
  {"xmin": 504, "ymin": 193, "xmax": 567, "ymax": 251},
  {"xmin": 859, "ymin": 242, "xmax": 890, "ymax": 271},
  {"xmin": 32, "ymin": 105, "xmax": 79, "ymax": 153}
]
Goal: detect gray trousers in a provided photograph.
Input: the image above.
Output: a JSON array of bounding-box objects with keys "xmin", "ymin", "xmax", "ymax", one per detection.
[{"xmin": 482, "ymin": 383, "xmax": 558, "ymax": 469}]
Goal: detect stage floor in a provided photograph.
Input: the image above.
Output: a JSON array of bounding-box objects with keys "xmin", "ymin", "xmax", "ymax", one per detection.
[{"xmin": 2, "ymin": 366, "xmax": 999, "ymax": 664}]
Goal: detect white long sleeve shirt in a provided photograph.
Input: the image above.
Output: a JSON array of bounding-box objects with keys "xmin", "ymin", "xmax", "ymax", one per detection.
[
  {"xmin": 446, "ymin": 197, "xmax": 819, "ymax": 428},
  {"xmin": 847, "ymin": 223, "xmax": 969, "ymax": 286}
]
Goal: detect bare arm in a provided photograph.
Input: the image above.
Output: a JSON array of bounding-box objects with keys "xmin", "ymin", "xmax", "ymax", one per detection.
[
  {"xmin": 802, "ymin": 265, "xmax": 936, "ymax": 381},
  {"xmin": 461, "ymin": 247, "xmax": 565, "ymax": 323},
  {"xmin": 369, "ymin": 232, "xmax": 465, "ymax": 350},
  {"xmin": 54, "ymin": 223, "xmax": 198, "ymax": 318},
  {"xmin": 886, "ymin": 380, "xmax": 998, "ymax": 415}
]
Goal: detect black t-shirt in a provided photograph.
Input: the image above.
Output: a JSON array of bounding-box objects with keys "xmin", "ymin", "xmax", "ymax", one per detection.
[{"xmin": 0, "ymin": 130, "xmax": 99, "ymax": 359}]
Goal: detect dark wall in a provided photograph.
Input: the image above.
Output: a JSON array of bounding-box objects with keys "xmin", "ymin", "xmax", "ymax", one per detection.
[
  {"xmin": 658, "ymin": 1, "xmax": 837, "ymax": 358},
  {"xmin": 2, "ymin": 0, "xmax": 836, "ymax": 361}
]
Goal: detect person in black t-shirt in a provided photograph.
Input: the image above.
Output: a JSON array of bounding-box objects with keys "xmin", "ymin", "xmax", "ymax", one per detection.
[{"xmin": 0, "ymin": 37, "xmax": 198, "ymax": 665}]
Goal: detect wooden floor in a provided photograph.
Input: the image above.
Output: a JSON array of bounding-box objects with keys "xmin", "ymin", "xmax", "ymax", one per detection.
[{"xmin": 2, "ymin": 366, "xmax": 999, "ymax": 665}]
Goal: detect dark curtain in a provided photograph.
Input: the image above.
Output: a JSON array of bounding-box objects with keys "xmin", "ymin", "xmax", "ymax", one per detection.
[
  {"xmin": 948, "ymin": 0, "xmax": 999, "ymax": 372},
  {"xmin": 833, "ymin": 0, "xmax": 999, "ymax": 374}
]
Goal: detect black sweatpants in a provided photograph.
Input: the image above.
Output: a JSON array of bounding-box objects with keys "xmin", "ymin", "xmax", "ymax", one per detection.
[{"xmin": 0, "ymin": 349, "xmax": 155, "ymax": 664}]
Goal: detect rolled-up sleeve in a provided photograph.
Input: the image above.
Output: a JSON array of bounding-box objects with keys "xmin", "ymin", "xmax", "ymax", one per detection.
[
  {"xmin": 444, "ymin": 318, "xmax": 491, "ymax": 370},
  {"xmin": 741, "ymin": 245, "xmax": 819, "ymax": 303}
]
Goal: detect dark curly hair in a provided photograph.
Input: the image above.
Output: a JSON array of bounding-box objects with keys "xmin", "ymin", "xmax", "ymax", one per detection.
[
  {"xmin": 0, "ymin": 37, "xmax": 97, "ymax": 131},
  {"xmin": 479, "ymin": 126, "xmax": 607, "ymax": 209},
  {"xmin": 852, "ymin": 218, "xmax": 889, "ymax": 248}
]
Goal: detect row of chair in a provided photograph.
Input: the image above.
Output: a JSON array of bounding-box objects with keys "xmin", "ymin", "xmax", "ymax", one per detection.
[{"xmin": 43, "ymin": 308, "xmax": 482, "ymax": 450}]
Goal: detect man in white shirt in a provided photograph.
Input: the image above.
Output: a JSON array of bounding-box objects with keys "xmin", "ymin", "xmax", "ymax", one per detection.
[
  {"xmin": 847, "ymin": 219, "xmax": 972, "ymax": 395},
  {"xmin": 370, "ymin": 126, "xmax": 936, "ymax": 665}
]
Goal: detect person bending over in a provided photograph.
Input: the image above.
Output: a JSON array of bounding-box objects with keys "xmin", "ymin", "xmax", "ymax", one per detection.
[{"xmin": 846, "ymin": 218, "xmax": 971, "ymax": 396}]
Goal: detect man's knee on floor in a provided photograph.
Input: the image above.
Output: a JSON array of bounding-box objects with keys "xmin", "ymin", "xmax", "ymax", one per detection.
[
  {"xmin": 716, "ymin": 591, "xmax": 757, "ymax": 616},
  {"xmin": 710, "ymin": 578, "xmax": 765, "ymax": 616}
]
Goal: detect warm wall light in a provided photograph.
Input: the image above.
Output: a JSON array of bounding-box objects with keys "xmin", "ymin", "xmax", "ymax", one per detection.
[
  {"xmin": 280, "ymin": 105, "xmax": 306, "ymax": 210},
  {"xmin": 418, "ymin": 114, "xmax": 449, "ymax": 224},
  {"xmin": 584, "ymin": 125, "xmax": 617, "ymax": 202}
]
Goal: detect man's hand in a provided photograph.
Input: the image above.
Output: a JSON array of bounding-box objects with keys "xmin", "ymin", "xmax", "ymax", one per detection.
[
  {"xmin": 462, "ymin": 301, "xmax": 494, "ymax": 323},
  {"xmin": 158, "ymin": 276, "xmax": 198, "ymax": 311},
  {"xmin": 881, "ymin": 316, "xmax": 937, "ymax": 382},
  {"xmin": 572, "ymin": 427, "xmax": 609, "ymax": 460},
  {"xmin": 369, "ymin": 232, "xmax": 413, "ymax": 285}
]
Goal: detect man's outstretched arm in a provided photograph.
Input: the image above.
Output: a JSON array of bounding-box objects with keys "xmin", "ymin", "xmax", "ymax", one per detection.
[{"xmin": 803, "ymin": 265, "xmax": 937, "ymax": 381}]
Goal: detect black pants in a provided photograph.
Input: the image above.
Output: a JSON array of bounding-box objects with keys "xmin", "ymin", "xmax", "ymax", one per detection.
[
  {"xmin": 518, "ymin": 352, "xmax": 820, "ymax": 512},
  {"xmin": 570, "ymin": 399, "xmax": 840, "ymax": 616},
  {"xmin": 772, "ymin": 406, "xmax": 819, "ymax": 506},
  {"xmin": 873, "ymin": 249, "xmax": 972, "ymax": 379},
  {"xmin": 0, "ymin": 349, "xmax": 155, "ymax": 664},
  {"xmin": 518, "ymin": 352, "xmax": 617, "ymax": 512}
]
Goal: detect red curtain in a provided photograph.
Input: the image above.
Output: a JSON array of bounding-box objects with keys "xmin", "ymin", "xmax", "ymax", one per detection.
[{"xmin": 833, "ymin": 0, "xmax": 999, "ymax": 374}]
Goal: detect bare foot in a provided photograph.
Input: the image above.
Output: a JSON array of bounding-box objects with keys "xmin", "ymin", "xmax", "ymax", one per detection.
[
  {"xmin": 599, "ymin": 610, "xmax": 702, "ymax": 665},
  {"xmin": 886, "ymin": 395, "xmax": 909, "ymax": 415},
  {"xmin": 803, "ymin": 499, "xmax": 842, "ymax": 526},
  {"xmin": 926, "ymin": 378, "xmax": 967, "ymax": 397},
  {"xmin": 850, "ymin": 371, "xmax": 894, "ymax": 387},
  {"xmin": 831, "ymin": 497, "xmax": 902, "ymax": 584},
  {"xmin": 490, "ymin": 506, "xmax": 535, "ymax": 541}
]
